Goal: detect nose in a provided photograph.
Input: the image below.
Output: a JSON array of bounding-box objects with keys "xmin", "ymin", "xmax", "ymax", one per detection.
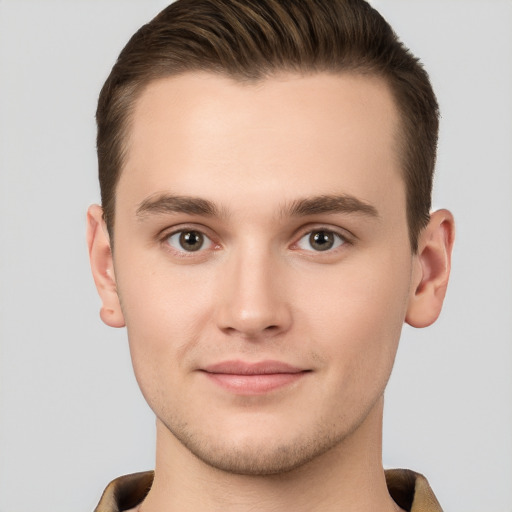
[{"xmin": 215, "ymin": 245, "xmax": 292, "ymax": 339}]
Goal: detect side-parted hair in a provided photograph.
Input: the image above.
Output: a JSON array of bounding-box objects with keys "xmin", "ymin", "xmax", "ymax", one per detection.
[{"xmin": 96, "ymin": 0, "xmax": 439, "ymax": 252}]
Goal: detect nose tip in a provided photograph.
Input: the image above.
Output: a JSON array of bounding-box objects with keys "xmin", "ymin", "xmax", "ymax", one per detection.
[
  {"xmin": 217, "ymin": 293, "xmax": 292, "ymax": 339},
  {"xmin": 215, "ymin": 253, "xmax": 292, "ymax": 339},
  {"xmin": 220, "ymin": 309, "xmax": 284, "ymax": 338}
]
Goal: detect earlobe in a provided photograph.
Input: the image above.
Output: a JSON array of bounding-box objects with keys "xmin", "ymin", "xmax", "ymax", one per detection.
[
  {"xmin": 405, "ymin": 209, "xmax": 455, "ymax": 328},
  {"xmin": 86, "ymin": 204, "xmax": 125, "ymax": 328}
]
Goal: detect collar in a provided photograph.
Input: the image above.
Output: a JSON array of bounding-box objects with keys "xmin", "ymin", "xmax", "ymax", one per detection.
[{"xmin": 94, "ymin": 468, "xmax": 443, "ymax": 512}]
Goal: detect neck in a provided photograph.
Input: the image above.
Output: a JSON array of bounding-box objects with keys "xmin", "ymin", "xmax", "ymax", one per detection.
[{"xmin": 140, "ymin": 398, "xmax": 401, "ymax": 512}]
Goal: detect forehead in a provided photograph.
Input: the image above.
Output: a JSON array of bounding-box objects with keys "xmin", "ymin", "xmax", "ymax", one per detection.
[{"xmin": 120, "ymin": 71, "xmax": 403, "ymax": 217}]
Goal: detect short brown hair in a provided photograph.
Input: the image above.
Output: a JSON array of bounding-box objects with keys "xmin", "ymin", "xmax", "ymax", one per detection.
[{"xmin": 96, "ymin": 0, "xmax": 439, "ymax": 252}]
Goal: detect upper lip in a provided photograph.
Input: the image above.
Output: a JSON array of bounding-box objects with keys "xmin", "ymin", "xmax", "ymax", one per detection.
[{"xmin": 202, "ymin": 360, "xmax": 306, "ymax": 375}]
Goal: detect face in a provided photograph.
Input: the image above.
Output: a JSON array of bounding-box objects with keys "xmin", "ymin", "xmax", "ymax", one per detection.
[{"xmin": 109, "ymin": 72, "xmax": 417, "ymax": 474}]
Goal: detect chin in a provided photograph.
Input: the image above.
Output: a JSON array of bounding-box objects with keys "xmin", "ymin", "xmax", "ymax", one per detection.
[
  {"xmin": 188, "ymin": 440, "xmax": 334, "ymax": 476},
  {"xmin": 164, "ymin": 416, "xmax": 347, "ymax": 476}
]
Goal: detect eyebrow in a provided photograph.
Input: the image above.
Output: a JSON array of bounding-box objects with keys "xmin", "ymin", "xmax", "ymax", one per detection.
[
  {"xmin": 135, "ymin": 192, "xmax": 379, "ymax": 221},
  {"xmin": 136, "ymin": 194, "xmax": 220, "ymax": 219},
  {"xmin": 282, "ymin": 194, "xmax": 379, "ymax": 218}
]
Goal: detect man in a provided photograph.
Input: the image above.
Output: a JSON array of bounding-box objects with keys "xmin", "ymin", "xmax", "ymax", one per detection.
[{"xmin": 87, "ymin": 0, "xmax": 455, "ymax": 510}]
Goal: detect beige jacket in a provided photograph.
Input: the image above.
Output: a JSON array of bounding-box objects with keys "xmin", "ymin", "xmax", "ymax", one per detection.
[{"xmin": 94, "ymin": 468, "xmax": 442, "ymax": 512}]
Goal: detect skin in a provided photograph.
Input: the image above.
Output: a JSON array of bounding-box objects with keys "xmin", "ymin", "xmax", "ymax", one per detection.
[{"xmin": 88, "ymin": 72, "xmax": 454, "ymax": 512}]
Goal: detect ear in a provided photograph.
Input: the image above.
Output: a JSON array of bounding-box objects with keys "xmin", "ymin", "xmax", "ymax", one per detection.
[
  {"xmin": 86, "ymin": 204, "xmax": 125, "ymax": 328},
  {"xmin": 405, "ymin": 209, "xmax": 455, "ymax": 328}
]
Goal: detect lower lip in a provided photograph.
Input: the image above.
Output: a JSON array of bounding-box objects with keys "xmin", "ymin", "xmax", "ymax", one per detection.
[{"xmin": 202, "ymin": 372, "xmax": 306, "ymax": 395}]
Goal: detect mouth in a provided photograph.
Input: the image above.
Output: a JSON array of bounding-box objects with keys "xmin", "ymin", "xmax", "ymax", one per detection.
[{"xmin": 200, "ymin": 360, "xmax": 310, "ymax": 395}]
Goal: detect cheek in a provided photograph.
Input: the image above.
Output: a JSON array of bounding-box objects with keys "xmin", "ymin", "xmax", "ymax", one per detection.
[
  {"xmin": 116, "ymin": 266, "xmax": 216, "ymax": 415},
  {"xmin": 115, "ymin": 257, "xmax": 217, "ymax": 377},
  {"xmin": 295, "ymin": 250, "xmax": 411, "ymax": 369}
]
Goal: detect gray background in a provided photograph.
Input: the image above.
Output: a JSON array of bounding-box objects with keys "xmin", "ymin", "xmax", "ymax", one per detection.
[{"xmin": 0, "ymin": 1, "xmax": 511, "ymax": 510}]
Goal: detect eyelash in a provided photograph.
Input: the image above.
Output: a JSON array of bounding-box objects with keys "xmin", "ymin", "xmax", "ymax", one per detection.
[
  {"xmin": 293, "ymin": 229, "xmax": 348, "ymax": 253},
  {"xmin": 159, "ymin": 225, "xmax": 352, "ymax": 257},
  {"xmin": 160, "ymin": 225, "xmax": 218, "ymax": 257}
]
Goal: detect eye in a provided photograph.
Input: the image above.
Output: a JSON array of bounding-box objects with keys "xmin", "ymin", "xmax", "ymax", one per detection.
[
  {"xmin": 296, "ymin": 229, "xmax": 345, "ymax": 252},
  {"xmin": 166, "ymin": 230, "xmax": 213, "ymax": 252}
]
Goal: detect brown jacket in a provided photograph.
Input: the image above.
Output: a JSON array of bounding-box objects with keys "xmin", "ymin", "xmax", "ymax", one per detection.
[{"xmin": 94, "ymin": 468, "xmax": 443, "ymax": 512}]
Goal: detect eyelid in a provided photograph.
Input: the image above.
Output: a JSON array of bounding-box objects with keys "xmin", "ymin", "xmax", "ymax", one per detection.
[
  {"xmin": 296, "ymin": 231, "xmax": 344, "ymax": 251},
  {"xmin": 290, "ymin": 224, "xmax": 354, "ymax": 252},
  {"xmin": 159, "ymin": 224, "xmax": 220, "ymax": 255}
]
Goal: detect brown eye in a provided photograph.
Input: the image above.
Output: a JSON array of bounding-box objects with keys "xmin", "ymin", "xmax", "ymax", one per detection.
[
  {"xmin": 309, "ymin": 231, "xmax": 335, "ymax": 251},
  {"xmin": 296, "ymin": 230, "xmax": 345, "ymax": 252},
  {"xmin": 179, "ymin": 231, "xmax": 204, "ymax": 251},
  {"xmin": 167, "ymin": 230, "xmax": 212, "ymax": 252}
]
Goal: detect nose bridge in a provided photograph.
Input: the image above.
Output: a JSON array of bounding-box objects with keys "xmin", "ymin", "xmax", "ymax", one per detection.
[{"xmin": 216, "ymin": 239, "xmax": 290, "ymax": 337}]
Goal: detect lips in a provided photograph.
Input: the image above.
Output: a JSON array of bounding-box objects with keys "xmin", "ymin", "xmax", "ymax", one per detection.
[{"xmin": 200, "ymin": 360, "xmax": 309, "ymax": 395}]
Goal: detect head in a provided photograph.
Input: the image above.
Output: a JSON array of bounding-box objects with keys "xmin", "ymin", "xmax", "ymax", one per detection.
[
  {"xmin": 96, "ymin": 0, "xmax": 439, "ymax": 253},
  {"xmin": 88, "ymin": 0, "xmax": 454, "ymax": 477}
]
